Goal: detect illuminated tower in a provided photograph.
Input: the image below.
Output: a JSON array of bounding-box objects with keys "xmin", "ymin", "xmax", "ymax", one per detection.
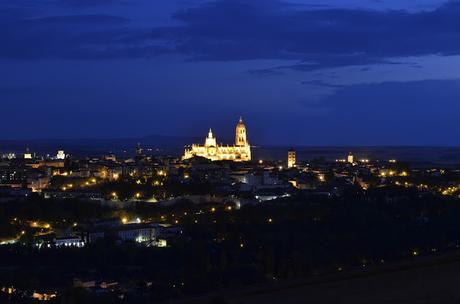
[
  {"xmin": 235, "ymin": 117, "xmax": 247, "ymax": 146},
  {"xmin": 205, "ymin": 129, "xmax": 217, "ymax": 147},
  {"xmin": 205, "ymin": 129, "xmax": 217, "ymax": 159},
  {"xmin": 347, "ymin": 152, "xmax": 354, "ymax": 164},
  {"xmin": 288, "ymin": 148, "xmax": 296, "ymax": 168},
  {"xmin": 56, "ymin": 150, "xmax": 66, "ymax": 160},
  {"xmin": 24, "ymin": 147, "xmax": 32, "ymax": 160}
]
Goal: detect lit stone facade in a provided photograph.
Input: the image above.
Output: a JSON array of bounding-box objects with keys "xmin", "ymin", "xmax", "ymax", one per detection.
[
  {"xmin": 347, "ymin": 152, "xmax": 354, "ymax": 164},
  {"xmin": 183, "ymin": 117, "xmax": 251, "ymax": 162},
  {"xmin": 287, "ymin": 148, "xmax": 296, "ymax": 168}
]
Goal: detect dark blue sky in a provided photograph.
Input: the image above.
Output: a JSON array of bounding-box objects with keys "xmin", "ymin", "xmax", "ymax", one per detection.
[{"xmin": 2, "ymin": 0, "xmax": 460, "ymax": 145}]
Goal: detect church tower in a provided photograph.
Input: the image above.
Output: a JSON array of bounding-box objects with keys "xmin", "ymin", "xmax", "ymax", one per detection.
[
  {"xmin": 235, "ymin": 117, "xmax": 247, "ymax": 146},
  {"xmin": 288, "ymin": 148, "xmax": 296, "ymax": 168},
  {"xmin": 205, "ymin": 129, "xmax": 217, "ymax": 147}
]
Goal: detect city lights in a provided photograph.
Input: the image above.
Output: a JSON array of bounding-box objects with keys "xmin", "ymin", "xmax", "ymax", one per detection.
[{"xmin": 3, "ymin": 2, "xmax": 460, "ymax": 301}]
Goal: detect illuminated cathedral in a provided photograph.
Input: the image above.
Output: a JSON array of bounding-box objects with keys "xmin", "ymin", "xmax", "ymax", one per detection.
[{"xmin": 183, "ymin": 117, "xmax": 251, "ymax": 162}]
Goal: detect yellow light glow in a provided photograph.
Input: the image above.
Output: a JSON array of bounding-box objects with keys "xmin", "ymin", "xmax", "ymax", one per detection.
[
  {"xmin": 121, "ymin": 217, "xmax": 128, "ymax": 224},
  {"xmin": 182, "ymin": 118, "xmax": 251, "ymax": 162}
]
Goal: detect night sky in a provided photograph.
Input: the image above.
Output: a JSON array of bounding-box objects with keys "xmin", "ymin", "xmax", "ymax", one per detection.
[{"xmin": 2, "ymin": 0, "xmax": 460, "ymax": 146}]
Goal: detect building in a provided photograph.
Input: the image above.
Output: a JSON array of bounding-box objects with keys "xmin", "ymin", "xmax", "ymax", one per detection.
[
  {"xmin": 24, "ymin": 148, "xmax": 33, "ymax": 160},
  {"xmin": 287, "ymin": 148, "xmax": 296, "ymax": 168},
  {"xmin": 115, "ymin": 224, "xmax": 156, "ymax": 243},
  {"xmin": 183, "ymin": 117, "xmax": 251, "ymax": 162},
  {"xmin": 82, "ymin": 222, "xmax": 161, "ymax": 245},
  {"xmin": 54, "ymin": 236, "xmax": 85, "ymax": 247},
  {"xmin": 347, "ymin": 152, "xmax": 354, "ymax": 164},
  {"xmin": 56, "ymin": 150, "xmax": 66, "ymax": 160}
]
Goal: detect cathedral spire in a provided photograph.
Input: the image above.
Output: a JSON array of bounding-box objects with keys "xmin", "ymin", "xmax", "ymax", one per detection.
[{"xmin": 205, "ymin": 128, "xmax": 217, "ymax": 147}]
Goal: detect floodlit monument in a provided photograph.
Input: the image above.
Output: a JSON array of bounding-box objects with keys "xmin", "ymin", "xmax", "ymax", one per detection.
[
  {"xmin": 183, "ymin": 117, "xmax": 251, "ymax": 162},
  {"xmin": 287, "ymin": 148, "xmax": 296, "ymax": 168}
]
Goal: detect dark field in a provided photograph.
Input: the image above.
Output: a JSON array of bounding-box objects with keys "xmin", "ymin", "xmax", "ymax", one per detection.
[{"xmin": 177, "ymin": 254, "xmax": 460, "ymax": 304}]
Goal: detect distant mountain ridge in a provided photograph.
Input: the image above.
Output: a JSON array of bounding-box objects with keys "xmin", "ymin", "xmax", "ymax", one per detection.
[
  {"xmin": 0, "ymin": 134, "xmax": 203, "ymax": 156},
  {"xmin": 2, "ymin": 137, "xmax": 460, "ymax": 165}
]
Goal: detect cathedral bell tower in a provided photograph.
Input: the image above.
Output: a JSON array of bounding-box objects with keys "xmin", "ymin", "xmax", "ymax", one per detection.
[{"xmin": 235, "ymin": 116, "xmax": 247, "ymax": 147}]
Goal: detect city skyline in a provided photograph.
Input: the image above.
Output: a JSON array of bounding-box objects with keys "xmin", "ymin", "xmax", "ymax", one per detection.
[
  {"xmin": 3, "ymin": 0, "xmax": 460, "ymax": 145},
  {"xmin": 3, "ymin": 2, "xmax": 460, "ymax": 302}
]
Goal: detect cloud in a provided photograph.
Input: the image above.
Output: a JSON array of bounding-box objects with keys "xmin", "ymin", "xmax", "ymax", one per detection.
[
  {"xmin": 3, "ymin": 0, "xmax": 460, "ymax": 70},
  {"xmin": 150, "ymin": 0, "xmax": 460, "ymax": 70},
  {"xmin": 58, "ymin": 0, "xmax": 123, "ymax": 6},
  {"xmin": 0, "ymin": 12, "xmax": 173, "ymax": 59},
  {"xmin": 247, "ymin": 68, "xmax": 285, "ymax": 76},
  {"xmin": 295, "ymin": 79, "xmax": 460, "ymax": 145},
  {"xmin": 324, "ymin": 79, "xmax": 460, "ymax": 110},
  {"xmin": 301, "ymin": 80, "xmax": 346, "ymax": 88}
]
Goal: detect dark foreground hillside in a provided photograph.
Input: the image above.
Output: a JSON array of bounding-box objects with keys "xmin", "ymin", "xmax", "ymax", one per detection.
[{"xmin": 177, "ymin": 253, "xmax": 460, "ymax": 304}]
